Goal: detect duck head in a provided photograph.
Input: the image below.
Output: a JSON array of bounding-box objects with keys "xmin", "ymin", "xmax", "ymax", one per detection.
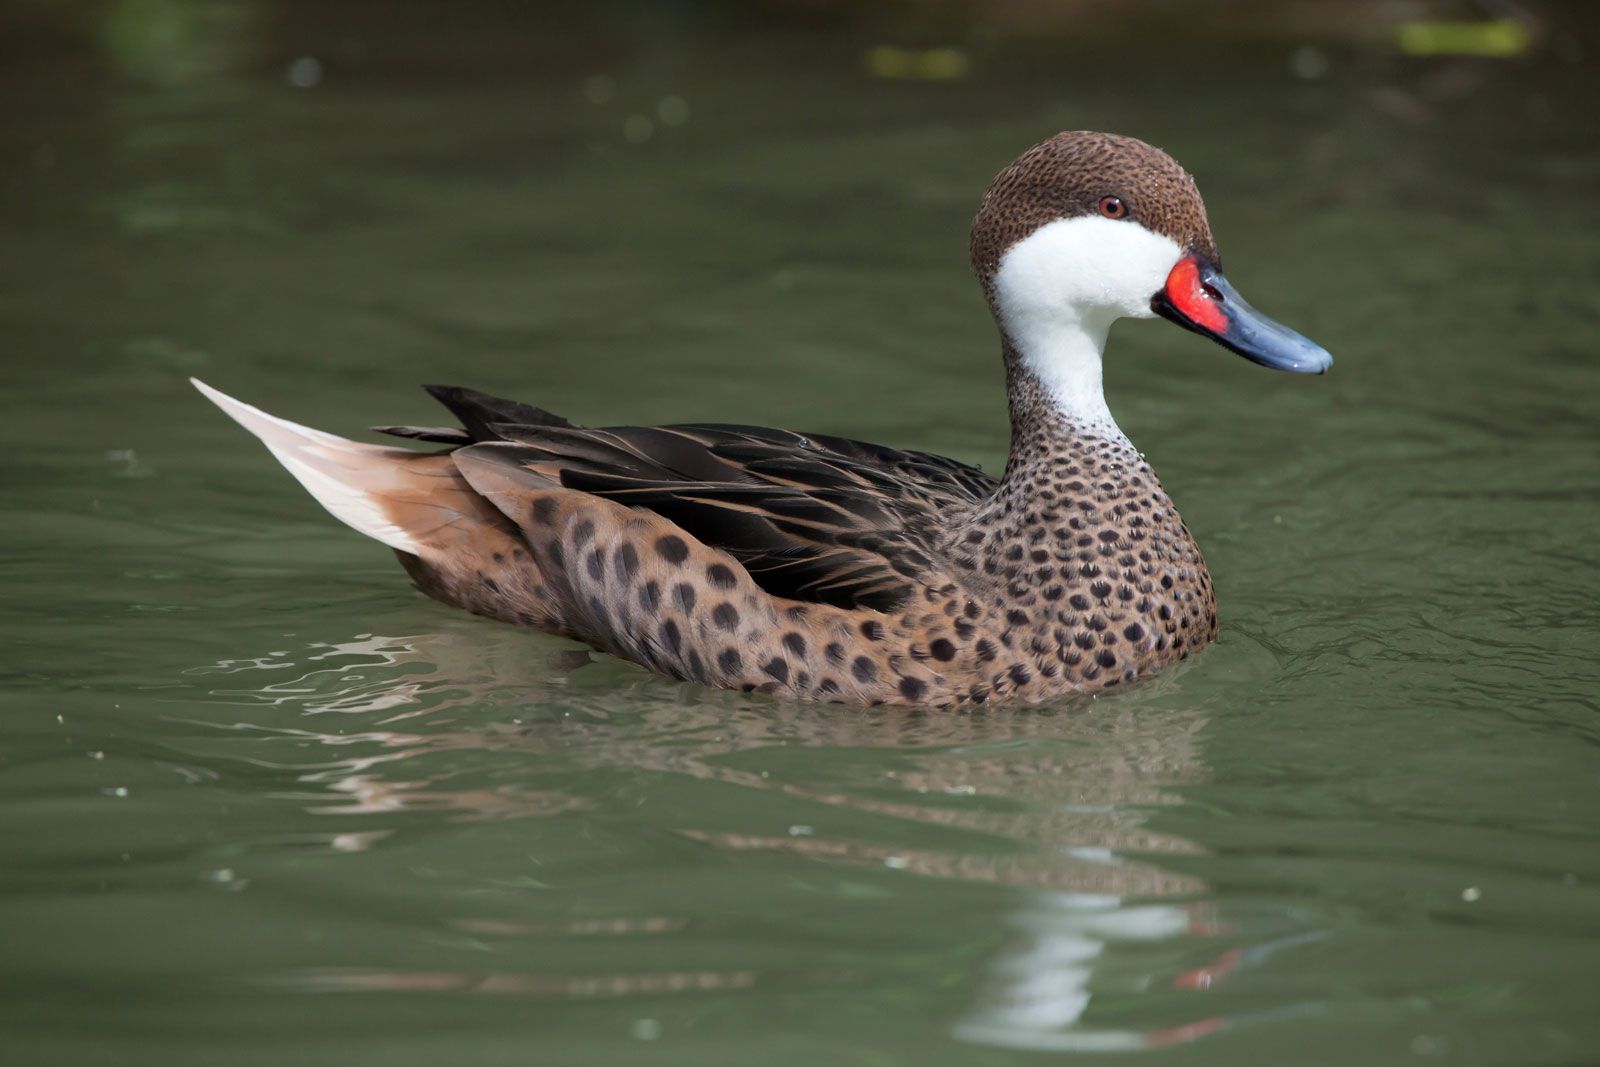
[{"xmin": 972, "ymin": 131, "xmax": 1330, "ymax": 428}]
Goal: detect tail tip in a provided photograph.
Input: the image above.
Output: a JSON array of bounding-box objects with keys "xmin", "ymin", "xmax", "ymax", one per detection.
[{"xmin": 191, "ymin": 377, "xmax": 425, "ymax": 555}]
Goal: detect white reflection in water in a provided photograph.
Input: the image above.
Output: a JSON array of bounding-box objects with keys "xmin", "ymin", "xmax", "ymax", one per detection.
[
  {"xmin": 955, "ymin": 891, "xmax": 1221, "ymax": 1052},
  {"xmin": 186, "ymin": 633, "xmax": 438, "ymax": 716}
]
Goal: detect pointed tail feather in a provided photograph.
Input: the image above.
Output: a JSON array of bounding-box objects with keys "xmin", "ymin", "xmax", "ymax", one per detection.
[{"xmin": 191, "ymin": 378, "xmax": 435, "ymax": 553}]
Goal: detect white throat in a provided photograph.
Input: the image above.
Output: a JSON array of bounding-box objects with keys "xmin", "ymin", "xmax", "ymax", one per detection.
[
  {"xmin": 991, "ymin": 215, "xmax": 1182, "ymax": 437},
  {"xmin": 1010, "ymin": 311, "xmax": 1118, "ymax": 433}
]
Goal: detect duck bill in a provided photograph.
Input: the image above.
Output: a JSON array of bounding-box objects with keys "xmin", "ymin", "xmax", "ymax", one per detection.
[{"xmin": 1152, "ymin": 255, "xmax": 1332, "ymax": 374}]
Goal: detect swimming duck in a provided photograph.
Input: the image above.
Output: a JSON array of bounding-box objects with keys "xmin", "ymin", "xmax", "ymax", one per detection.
[{"xmin": 195, "ymin": 131, "xmax": 1329, "ymax": 706}]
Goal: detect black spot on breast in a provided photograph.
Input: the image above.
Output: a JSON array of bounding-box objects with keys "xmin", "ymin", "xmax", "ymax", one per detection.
[
  {"xmin": 929, "ymin": 638, "xmax": 956, "ymax": 662},
  {"xmin": 712, "ymin": 602, "xmax": 740, "ymax": 631},
  {"xmin": 492, "ymin": 552, "xmax": 505, "ymax": 564},
  {"xmin": 762, "ymin": 657, "xmax": 789, "ymax": 684},
  {"xmin": 1009, "ymin": 663, "xmax": 1032, "ymax": 687},
  {"xmin": 852, "ymin": 656, "xmax": 877, "ymax": 683},
  {"xmin": 707, "ymin": 563, "xmax": 737, "ymax": 589},
  {"xmin": 825, "ymin": 642, "xmax": 845, "ymax": 665},
  {"xmin": 782, "ymin": 632, "xmax": 807, "ymax": 656},
  {"xmin": 585, "ymin": 550, "xmax": 604, "ymax": 581},
  {"xmin": 614, "ymin": 542, "xmax": 639, "ymax": 579},
  {"xmin": 1096, "ymin": 649, "xmax": 1118, "ymax": 668},
  {"xmin": 672, "ymin": 583, "xmax": 696, "ymax": 613},
  {"xmin": 481, "ymin": 575, "xmax": 500, "ymax": 593},
  {"xmin": 718, "ymin": 648, "xmax": 743, "ymax": 674},
  {"xmin": 531, "ymin": 497, "xmax": 557, "ymax": 525},
  {"xmin": 859, "ymin": 619, "xmax": 885, "ymax": 641},
  {"xmin": 976, "ymin": 639, "xmax": 997, "ymax": 662},
  {"xmin": 662, "ymin": 619, "xmax": 682, "ymax": 653},
  {"xmin": 1006, "ymin": 609, "xmax": 1029, "ymax": 627},
  {"xmin": 817, "ymin": 678, "xmax": 841, "ymax": 695},
  {"xmin": 1074, "ymin": 632, "xmax": 1095, "ymax": 650},
  {"xmin": 1090, "ymin": 580, "xmax": 1112, "ymax": 600},
  {"xmin": 1123, "ymin": 623, "xmax": 1144, "ymax": 641},
  {"xmin": 572, "ymin": 520, "xmax": 595, "ymax": 547},
  {"xmin": 655, "ymin": 535, "xmax": 689, "ymax": 564},
  {"xmin": 898, "ymin": 677, "xmax": 926, "ymax": 702},
  {"xmin": 639, "ymin": 581, "xmax": 661, "ymax": 612}
]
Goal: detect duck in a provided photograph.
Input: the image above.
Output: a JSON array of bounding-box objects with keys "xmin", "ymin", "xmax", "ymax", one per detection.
[{"xmin": 194, "ymin": 130, "xmax": 1330, "ymax": 707}]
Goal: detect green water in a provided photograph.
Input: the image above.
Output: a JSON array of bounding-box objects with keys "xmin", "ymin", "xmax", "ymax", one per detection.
[{"xmin": 4, "ymin": 3, "xmax": 1599, "ymax": 1064}]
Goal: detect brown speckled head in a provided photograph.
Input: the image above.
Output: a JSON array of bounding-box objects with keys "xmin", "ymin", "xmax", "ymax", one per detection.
[{"xmin": 970, "ymin": 132, "xmax": 1218, "ymax": 290}]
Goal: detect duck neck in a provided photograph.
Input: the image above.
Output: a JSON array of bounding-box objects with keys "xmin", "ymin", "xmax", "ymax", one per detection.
[
  {"xmin": 999, "ymin": 313, "xmax": 1129, "ymax": 481},
  {"xmin": 948, "ymin": 323, "xmax": 1143, "ymax": 556}
]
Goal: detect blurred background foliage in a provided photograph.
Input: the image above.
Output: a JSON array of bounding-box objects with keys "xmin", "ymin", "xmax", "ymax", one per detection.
[{"xmin": 0, "ymin": 1, "xmax": 1591, "ymax": 87}]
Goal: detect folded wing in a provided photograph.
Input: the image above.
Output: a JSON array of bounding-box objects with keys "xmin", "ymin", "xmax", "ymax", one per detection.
[{"xmin": 379, "ymin": 387, "xmax": 997, "ymax": 612}]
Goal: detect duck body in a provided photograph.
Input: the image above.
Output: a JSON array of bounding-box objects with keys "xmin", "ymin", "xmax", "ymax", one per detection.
[{"xmin": 197, "ymin": 131, "xmax": 1326, "ymax": 707}]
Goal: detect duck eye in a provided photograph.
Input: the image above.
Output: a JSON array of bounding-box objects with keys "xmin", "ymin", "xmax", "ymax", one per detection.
[{"xmin": 1098, "ymin": 196, "xmax": 1128, "ymax": 220}]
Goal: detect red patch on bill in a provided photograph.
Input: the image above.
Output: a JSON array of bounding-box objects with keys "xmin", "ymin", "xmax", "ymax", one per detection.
[{"xmin": 1164, "ymin": 256, "xmax": 1228, "ymax": 334}]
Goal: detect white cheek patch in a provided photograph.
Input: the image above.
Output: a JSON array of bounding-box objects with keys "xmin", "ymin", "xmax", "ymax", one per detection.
[
  {"xmin": 992, "ymin": 217, "xmax": 1183, "ymax": 434},
  {"xmin": 995, "ymin": 215, "xmax": 1183, "ymax": 323}
]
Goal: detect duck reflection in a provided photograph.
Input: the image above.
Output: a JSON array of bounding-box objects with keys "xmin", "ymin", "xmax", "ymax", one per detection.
[{"xmin": 188, "ymin": 628, "xmax": 1275, "ymax": 1044}]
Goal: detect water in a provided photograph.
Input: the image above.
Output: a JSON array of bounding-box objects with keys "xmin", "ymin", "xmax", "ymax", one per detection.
[{"xmin": 3, "ymin": 3, "xmax": 1598, "ymax": 1063}]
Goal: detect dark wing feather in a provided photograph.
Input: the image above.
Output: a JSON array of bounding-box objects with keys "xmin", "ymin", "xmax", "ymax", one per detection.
[
  {"xmin": 370, "ymin": 424, "xmax": 472, "ymax": 444},
  {"xmin": 423, "ymin": 385, "xmax": 573, "ymax": 440},
  {"xmin": 380, "ymin": 387, "xmax": 997, "ymax": 611}
]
